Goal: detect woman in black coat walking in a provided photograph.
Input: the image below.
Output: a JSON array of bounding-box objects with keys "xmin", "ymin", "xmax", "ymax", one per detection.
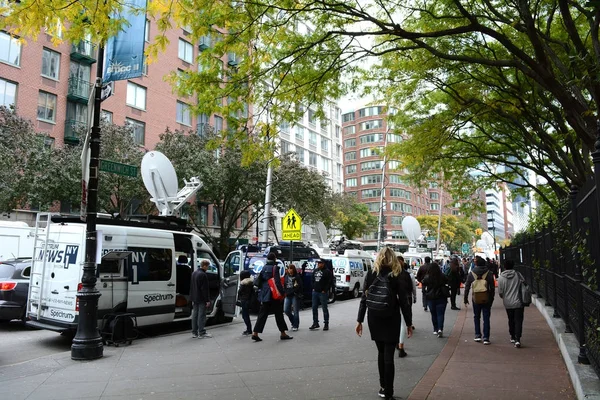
[
  {"xmin": 356, "ymin": 247, "xmax": 413, "ymax": 400},
  {"xmin": 422, "ymin": 262, "xmax": 449, "ymax": 338}
]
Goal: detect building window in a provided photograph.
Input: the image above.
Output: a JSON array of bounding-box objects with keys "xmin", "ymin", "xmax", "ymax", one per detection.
[
  {"xmin": 345, "ymin": 178, "xmax": 357, "ymax": 187},
  {"xmin": 178, "ymin": 38, "xmax": 193, "ymax": 63},
  {"xmin": 280, "ymin": 121, "xmax": 290, "ymax": 133},
  {"xmin": 308, "ymin": 109, "xmax": 316, "ymax": 127},
  {"xmin": 344, "ymin": 151, "xmax": 356, "ymax": 161},
  {"xmin": 430, "ymin": 203, "xmax": 440, "ymax": 210},
  {"xmin": 388, "ymin": 133, "xmax": 402, "ymax": 143},
  {"xmin": 344, "ymin": 138, "xmax": 356, "ymax": 147},
  {"xmin": 295, "ymin": 125, "xmax": 304, "ymax": 141},
  {"xmin": 212, "ymin": 207, "xmax": 219, "ymax": 226},
  {"xmin": 321, "ymin": 137, "xmax": 329, "ymax": 152},
  {"xmin": 391, "ymin": 230, "xmax": 407, "ymax": 240},
  {"xmin": 360, "ymin": 133, "xmax": 384, "ymax": 144},
  {"xmin": 281, "ymin": 140, "xmax": 291, "ymax": 154},
  {"xmin": 214, "ymin": 115, "xmax": 223, "ymax": 132},
  {"xmin": 126, "ymin": 118, "xmax": 145, "ymax": 145},
  {"xmin": 37, "ymin": 91, "xmax": 57, "ymax": 122},
  {"xmin": 359, "ymin": 119, "xmax": 383, "ymax": 131},
  {"xmin": 309, "ymin": 151, "xmax": 317, "ymax": 167},
  {"xmin": 101, "ymin": 110, "xmax": 113, "ymax": 123},
  {"xmin": 365, "ymin": 203, "xmax": 380, "ymax": 212},
  {"xmin": 0, "ymin": 78, "xmax": 17, "ymax": 107},
  {"xmin": 321, "ymin": 157, "xmax": 329, "ymax": 172},
  {"xmin": 359, "ymin": 148, "xmax": 382, "ymax": 158},
  {"xmin": 361, "ymin": 189, "xmax": 381, "ymax": 199},
  {"xmin": 176, "ymin": 101, "xmax": 192, "ymax": 126},
  {"xmin": 390, "ymin": 188, "xmax": 411, "ymax": 199},
  {"xmin": 41, "ymin": 48, "xmax": 60, "ymax": 80},
  {"xmin": 335, "ymin": 125, "xmax": 340, "ymax": 138},
  {"xmin": 66, "ymin": 101, "xmax": 87, "ymax": 124},
  {"xmin": 142, "ymin": 55, "xmax": 148, "ymax": 75},
  {"xmin": 0, "ymin": 31, "xmax": 21, "ymax": 66},
  {"xmin": 359, "ymin": 106, "xmax": 383, "ymax": 118},
  {"xmin": 336, "ymin": 144, "xmax": 341, "ymax": 157},
  {"xmin": 391, "ymin": 216, "xmax": 404, "ymax": 225},
  {"xmin": 309, "ymin": 130, "xmax": 317, "ymax": 146},
  {"xmin": 361, "ymin": 175, "xmax": 382, "ymax": 185},
  {"xmin": 342, "ymin": 112, "xmax": 355, "ymax": 123},
  {"xmin": 345, "ymin": 164, "xmax": 357, "ymax": 174},
  {"xmin": 361, "ymin": 161, "xmax": 382, "ymax": 171},
  {"xmin": 389, "ymin": 175, "xmax": 404, "ymax": 184},
  {"xmin": 390, "ymin": 202, "xmax": 412, "ymax": 213},
  {"xmin": 197, "ymin": 113, "xmax": 209, "ymax": 135},
  {"xmin": 296, "ymin": 147, "xmax": 305, "ymax": 163},
  {"xmin": 126, "ymin": 82, "xmax": 146, "ymax": 110},
  {"xmin": 430, "ymin": 192, "xmax": 439, "ymax": 200},
  {"xmin": 344, "ymin": 125, "xmax": 355, "ymax": 135}
]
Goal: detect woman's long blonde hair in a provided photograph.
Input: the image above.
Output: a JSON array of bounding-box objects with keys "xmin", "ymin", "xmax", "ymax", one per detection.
[{"xmin": 374, "ymin": 247, "xmax": 401, "ymax": 277}]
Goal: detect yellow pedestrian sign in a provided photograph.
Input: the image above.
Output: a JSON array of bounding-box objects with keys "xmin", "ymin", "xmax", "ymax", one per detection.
[{"xmin": 282, "ymin": 209, "xmax": 302, "ymax": 240}]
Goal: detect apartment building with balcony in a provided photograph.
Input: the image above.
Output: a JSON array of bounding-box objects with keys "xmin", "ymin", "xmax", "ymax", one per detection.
[{"xmin": 341, "ymin": 105, "xmax": 459, "ymax": 251}]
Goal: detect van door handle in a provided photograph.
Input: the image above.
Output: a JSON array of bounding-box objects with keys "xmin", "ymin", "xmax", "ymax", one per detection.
[
  {"xmin": 64, "ymin": 286, "xmax": 69, "ymax": 290},
  {"xmin": 51, "ymin": 290, "xmax": 59, "ymax": 294},
  {"xmin": 167, "ymin": 283, "xmax": 175, "ymax": 287}
]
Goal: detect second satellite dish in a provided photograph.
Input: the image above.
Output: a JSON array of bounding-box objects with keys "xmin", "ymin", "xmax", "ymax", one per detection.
[
  {"xmin": 402, "ymin": 216, "xmax": 421, "ymax": 243},
  {"xmin": 141, "ymin": 151, "xmax": 179, "ymax": 200}
]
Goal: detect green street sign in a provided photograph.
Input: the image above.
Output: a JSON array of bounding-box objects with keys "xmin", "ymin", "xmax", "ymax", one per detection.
[
  {"xmin": 99, "ymin": 159, "xmax": 138, "ymax": 178},
  {"xmin": 462, "ymin": 243, "xmax": 470, "ymax": 253}
]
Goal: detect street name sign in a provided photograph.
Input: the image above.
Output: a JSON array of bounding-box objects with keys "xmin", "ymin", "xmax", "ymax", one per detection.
[
  {"xmin": 282, "ymin": 209, "xmax": 302, "ymax": 240},
  {"xmin": 99, "ymin": 159, "xmax": 138, "ymax": 178}
]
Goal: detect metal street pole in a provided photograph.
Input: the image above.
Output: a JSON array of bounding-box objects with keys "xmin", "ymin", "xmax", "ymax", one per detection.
[
  {"xmin": 261, "ymin": 163, "xmax": 273, "ymax": 244},
  {"xmin": 71, "ymin": 44, "xmax": 104, "ymax": 360},
  {"xmin": 376, "ymin": 124, "xmax": 389, "ymax": 252},
  {"xmin": 489, "ymin": 210, "xmax": 498, "ymax": 261}
]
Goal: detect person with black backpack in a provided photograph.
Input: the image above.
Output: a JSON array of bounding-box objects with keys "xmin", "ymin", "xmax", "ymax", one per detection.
[{"xmin": 356, "ymin": 247, "xmax": 413, "ymax": 400}]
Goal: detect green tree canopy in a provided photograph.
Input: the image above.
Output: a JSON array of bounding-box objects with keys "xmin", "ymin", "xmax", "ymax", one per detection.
[
  {"xmin": 417, "ymin": 215, "xmax": 481, "ymax": 252},
  {"xmin": 327, "ymin": 193, "xmax": 378, "ymax": 239}
]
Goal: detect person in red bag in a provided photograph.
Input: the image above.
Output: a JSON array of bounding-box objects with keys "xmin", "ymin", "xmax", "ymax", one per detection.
[{"xmin": 251, "ymin": 252, "xmax": 293, "ymax": 342}]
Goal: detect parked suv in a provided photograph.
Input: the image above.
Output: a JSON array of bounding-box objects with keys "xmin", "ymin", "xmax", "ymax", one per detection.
[{"xmin": 0, "ymin": 258, "xmax": 32, "ymax": 322}]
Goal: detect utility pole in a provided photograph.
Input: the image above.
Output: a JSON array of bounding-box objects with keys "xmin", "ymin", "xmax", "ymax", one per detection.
[
  {"xmin": 71, "ymin": 44, "xmax": 104, "ymax": 360},
  {"xmin": 489, "ymin": 210, "xmax": 498, "ymax": 261},
  {"xmin": 376, "ymin": 122, "xmax": 389, "ymax": 252}
]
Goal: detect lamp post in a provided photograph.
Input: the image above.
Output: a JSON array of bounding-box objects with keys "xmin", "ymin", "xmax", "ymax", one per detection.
[
  {"xmin": 488, "ymin": 210, "xmax": 498, "ymax": 261},
  {"xmin": 71, "ymin": 44, "xmax": 104, "ymax": 360}
]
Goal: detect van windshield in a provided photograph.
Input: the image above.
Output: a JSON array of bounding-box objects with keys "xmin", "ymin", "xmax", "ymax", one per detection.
[{"xmin": 197, "ymin": 250, "xmax": 219, "ymax": 274}]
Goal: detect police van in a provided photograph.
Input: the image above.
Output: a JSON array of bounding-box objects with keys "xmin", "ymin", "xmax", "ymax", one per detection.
[
  {"xmin": 27, "ymin": 214, "xmax": 238, "ymax": 332},
  {"xmin": 326, "ymin": 250, "xmax": 374, "ymax": 299}
]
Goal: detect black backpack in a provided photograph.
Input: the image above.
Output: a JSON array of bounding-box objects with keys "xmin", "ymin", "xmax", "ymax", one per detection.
[{"xmin": 366, "ymin": 273, "xmax": 396, "ymax": 317}]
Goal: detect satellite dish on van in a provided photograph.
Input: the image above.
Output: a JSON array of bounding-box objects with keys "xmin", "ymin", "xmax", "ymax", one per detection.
[
  {"xmin": 402, "ymin": 216, "xmax": 421, "ymax": 244},
  {"xmin": 141, "ymin": 151, "xmax": 179, "ymax": 199},
  {"xmin": 481, "ymin": 231, "xmax": 494, "ymax": 246}
]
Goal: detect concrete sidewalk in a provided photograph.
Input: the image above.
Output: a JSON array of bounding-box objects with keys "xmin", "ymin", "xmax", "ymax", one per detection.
[{"xmin": 409, "ymin": 299, "xmax": 576, "ymax": 399}]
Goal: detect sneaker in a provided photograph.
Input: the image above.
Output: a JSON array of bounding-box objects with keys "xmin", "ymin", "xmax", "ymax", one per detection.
[
  {"xmin": 280, "ymin": 335, "xmax": 293, "ymax": 340},
  {"xmin": 474, "ymin": 336, "xmax": 482, "ymax": 342},
  {"xmin": 433, "ymin": 330, "xmax": 438, "ymax": 335},
  {"xmin": 251, "ymin": 335, "xmax": 262, "ymax": 342},
  {"xmin": 437, "ymin": 330, "xmax": 443, "ymax": 338},
  {"xmin": 199, "ymin": 332, "xmax": 212, "ymax": 339},
  {"xmin": 378, "ymin": 388, "xmax": 386, "ymax": 398},
  {"xmin": 309, "ymin": 323, "xmax": 320, "ymax": 330},
  {"xmin": 483, "ymin": 339, "xmax": 491, "ymax": 345},
  {"xmin": 510, "ymin": 337, "xmax": 516, "ymax": 343},
  {"xmin": 242, "ymin": 331, "xmax": 251, "ymax": 336},
  {"xmin": 515, "ymin": 341, "xmax": 521, "ymax": 348},
  {"xmin": 398, "ymin": 348, "xmax": 407, "ymax": 358},
  {"xmin": 192, "ymin": 334, "xmax": 198, "ymax": 338},
  {"xmin": 323, "ymin": 323, "xmax": 329, "ymax": 331},
  {"xmin": 424, "ymin": 307, "xmax": 428, "ymax": 312},
  {"xmin": 291, "ymin": 327, "xmax": 298, "ymax": 332}
]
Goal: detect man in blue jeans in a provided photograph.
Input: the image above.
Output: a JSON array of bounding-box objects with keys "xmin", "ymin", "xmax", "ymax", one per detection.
[
  {"xmin": 309, "ymin": 259, "xmax": 333, "ymax": 331},
  {"xmin": 463, "ymin": 256, "xmax": 495, "ymax": 345}
]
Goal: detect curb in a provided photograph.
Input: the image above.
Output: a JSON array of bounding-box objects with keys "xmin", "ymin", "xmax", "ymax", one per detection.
[
  {"xmin": 533, "ymin": 294, "xmax": 600, "ymax": 400},
  {"xmin": 407, "ymin": 306, "xmax": 467, "ymax": 399}
]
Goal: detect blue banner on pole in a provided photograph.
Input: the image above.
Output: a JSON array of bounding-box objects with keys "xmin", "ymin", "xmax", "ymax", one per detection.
[{"xmin": 103, "ymin": 0, "xmax": 147, "ymax": 83}]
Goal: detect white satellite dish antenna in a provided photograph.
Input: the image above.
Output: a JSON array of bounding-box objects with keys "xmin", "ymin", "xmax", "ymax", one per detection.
[
  {"xmin": 402, "ymin": 216, "xmax": 421, "ymax": 245},
  {"xmin": 481, "ymin": 231, "xmax": 494, "ymax": 247},
  {"xmin": 141, "ymin": 151, "xmax": 203, "ymax": 217},
  {"xmin": 476, "ymin": 239, "xmax": 487, "ymax": 249}
]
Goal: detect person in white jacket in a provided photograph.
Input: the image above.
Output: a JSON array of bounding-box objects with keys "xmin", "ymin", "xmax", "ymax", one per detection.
[
  {"xmin": 397, "ymin": 256, "xmax": 417, "ymax": 357},
  {"xmin": 498, "ymin": 260, "xmax": 526, "ymax": 348}
]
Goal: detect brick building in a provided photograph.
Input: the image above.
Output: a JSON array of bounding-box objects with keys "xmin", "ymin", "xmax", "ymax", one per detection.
[{"xmin": 341, "ymin": 106, "xmax": 460, "ymax": 251}]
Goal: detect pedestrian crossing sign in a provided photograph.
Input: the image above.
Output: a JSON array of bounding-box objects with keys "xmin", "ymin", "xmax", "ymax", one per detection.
[{"xmin": 282, "ymin": 209, "xmax": 302, "ymax": 240}]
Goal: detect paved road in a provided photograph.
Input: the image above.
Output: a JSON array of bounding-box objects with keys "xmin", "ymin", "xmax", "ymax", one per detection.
[
  {"xmin": 1, "ymin": 294, "xmax": 459, "ymax": 400},
  {"xmin": 0, "ymin": 321, "xmax": 71, "ymax": 366}
]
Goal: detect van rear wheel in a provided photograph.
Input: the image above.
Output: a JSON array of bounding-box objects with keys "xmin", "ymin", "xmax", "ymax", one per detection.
[{"xmin": 352, "ymin": 285, "xmax": 360, "ymax": 299}]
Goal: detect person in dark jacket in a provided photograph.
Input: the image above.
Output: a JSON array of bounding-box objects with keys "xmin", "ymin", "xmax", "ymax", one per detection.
[
  {"xmin": 190, "ymin": 260, "xmax": 211, "ymax": 339},
  {"xmin": 283, "ymin": 264, "xmax": 303, "ymax": 331},
  {"xmin": 498, "ymin": 259, "xmax": 525, "ymax": 348},
  {"xmin": 422, "ymin": 262, "xmax": 449, "ymax": 338},
  {"xmin": 252, "ymin": 252, "xmax": 292, "ymax": 342},
  {"xmin": 447, "ymin": 258, "xmax": 464, "ymax": 310},
  {"xmin": 237, "ymin": 270, "xmax": 254, "ymax": 336},
  {"xmin": 416, "ymin": 256, "xmax": 432, "ymax": 312},
  {"xmin": 464, "ymin": 256, "xmax": 496, "ymax": 344},
  {"xmin": 309, "ymin": 259, "xmax": 333, "ymax": 331},
  {"xmin": 356, "ymin": 247, "xmax": 413, "ymax": 400},
  {"xmin": 397, "ymin": 255, "xmax": 417, "ymax": 358}
]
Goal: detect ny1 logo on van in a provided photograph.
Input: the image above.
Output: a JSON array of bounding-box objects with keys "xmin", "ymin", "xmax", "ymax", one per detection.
[{"xmin": 37, "ymin": 244, "xmax": 80, "ymax": 269}]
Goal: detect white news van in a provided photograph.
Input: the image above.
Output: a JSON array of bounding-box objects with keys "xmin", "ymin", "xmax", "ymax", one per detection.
[
  {"xmin": 0, "ymin": 221, "xmax": 36, "ymax": 261},
  {"xmin": 27, "ymin": 215, "xmax": 238, "ymax": 332},
  {"xmin": 326, "ymin": 250, "xmax": 374, "ymax": 299}
]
